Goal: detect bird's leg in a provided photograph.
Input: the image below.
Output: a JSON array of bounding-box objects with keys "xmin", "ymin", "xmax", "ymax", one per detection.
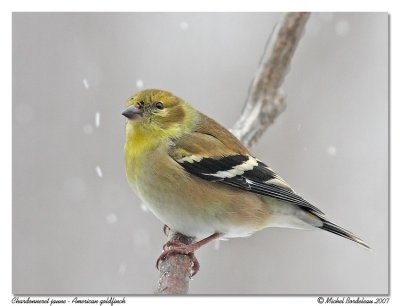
[
  {"xmin": 156, "ymin": 232, "xmax": 222, "ymax": 276},
  {"xmin": 161, "ymin": 232, "xmax": 222, "ymax": 254}
]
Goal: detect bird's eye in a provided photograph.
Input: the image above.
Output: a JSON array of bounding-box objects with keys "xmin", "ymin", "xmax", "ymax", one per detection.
[{"xmin": 155, "ymin": 102, "xmax": 164, "ymax": 110}]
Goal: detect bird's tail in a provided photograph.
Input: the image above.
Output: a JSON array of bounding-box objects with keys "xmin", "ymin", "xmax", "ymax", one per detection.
[
  {"xmin": 266, "ymin": 200, "xmax": 370, "ymax": 249},
  {"xmin": 320, "ymin": 219, "xmax": 370, "ymax": 249}
]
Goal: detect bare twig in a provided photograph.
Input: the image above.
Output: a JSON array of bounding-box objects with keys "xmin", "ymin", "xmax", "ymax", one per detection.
[
  {"xmin": 155, "ymin": 12, "xmax": 310, "ymax": 294},
  {"xmin": 231, "ymin": 12, "xmax": 310, "ymax": 147},
  {"xmin": 156, "ymin": 231, "xmax": 195, "ymax": 294}
]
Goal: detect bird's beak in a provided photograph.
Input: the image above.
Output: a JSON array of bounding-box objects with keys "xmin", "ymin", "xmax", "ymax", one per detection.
[{"xmin": 122, "ymin": 105, "xmax": 143, "ymax": 121}]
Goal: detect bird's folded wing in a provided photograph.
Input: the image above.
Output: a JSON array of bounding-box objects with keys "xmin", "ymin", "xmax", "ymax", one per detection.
[{"xmin": 169, "ymin": 132, "xmax": 324, "ymax": 215}]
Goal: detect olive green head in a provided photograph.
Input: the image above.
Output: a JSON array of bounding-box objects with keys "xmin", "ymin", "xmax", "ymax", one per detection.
[{"xmin": 122, "ymin": 89, "xmax": 198, "ymax": 138}]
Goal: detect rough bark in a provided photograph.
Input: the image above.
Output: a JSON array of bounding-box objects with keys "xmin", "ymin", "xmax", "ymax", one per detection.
[{"xmin": 156, "ymin": 231, "xmax": 195, "ymax": 294}]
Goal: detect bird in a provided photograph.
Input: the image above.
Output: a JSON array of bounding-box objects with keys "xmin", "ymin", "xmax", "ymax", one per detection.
[{"xmin": 122, "ymin": 89, "xmax": 369, "ymax": 275}]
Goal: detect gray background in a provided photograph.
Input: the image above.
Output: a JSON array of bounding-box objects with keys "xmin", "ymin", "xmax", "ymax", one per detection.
[{"xmin": 12, "ymin": 13, "xmax": 388, "ymax": 294}]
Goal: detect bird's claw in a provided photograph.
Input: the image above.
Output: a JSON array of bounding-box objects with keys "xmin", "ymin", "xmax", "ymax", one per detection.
[
  {"xmin": 163, "ymin": 225, "xmax": 170, "ymax": 237},
  {"xmin": 156, "ymin": 241, "xmax": 200, "ymax": 277}
]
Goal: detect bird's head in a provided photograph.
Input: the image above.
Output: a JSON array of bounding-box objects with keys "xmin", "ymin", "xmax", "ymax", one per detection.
[{"xmin": 122, "ymin": 89, "xmax": 198, "ymax": 139}]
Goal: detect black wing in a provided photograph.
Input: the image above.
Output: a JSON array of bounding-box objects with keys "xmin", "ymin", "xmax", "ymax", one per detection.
[{"xmin": 175, "ymin": 154, "xmax": 324, "ymax": 215}]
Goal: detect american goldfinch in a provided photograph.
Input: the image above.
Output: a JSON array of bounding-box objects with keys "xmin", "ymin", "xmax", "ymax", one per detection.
[{"xmin": 123, "ymin": 89, "xmax": 369, "ymax": 274}]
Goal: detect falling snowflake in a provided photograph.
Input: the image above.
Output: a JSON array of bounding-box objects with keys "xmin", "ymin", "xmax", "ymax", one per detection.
[
  {"xmin": 179, "ymin": 21, "xmax": 189, "ymax": 30},
  {"xmin": 140, "ymin": 203, "xmax": 149, "ymax": 213},
  {"xmin": 136, "ymin": 79, "xmax": 144, "ymax": 89},
  {"xmin": 95, "ymin": 112, "xmax": 100, "ymax": 127},
  {"xmin": 327, "ymin": 146, "xmax": 337, "ymax": 156},
  {"xmin": 96, "ymin": 166, "xmax": 103, "ymax": 178},
  {"xmin": 106, "ymin": 213, "xmax": 118, "ymax": 224},
  {"xmin": 83, "ymin": 78, "xmax": 90, "ymax": 89}
]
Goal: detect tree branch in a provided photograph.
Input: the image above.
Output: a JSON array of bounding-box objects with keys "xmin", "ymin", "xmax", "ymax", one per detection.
[
  {"xmin": 155, "ymin": 12, "xmax": 310, "ymax": 294},
  {"xmin": 231, "ymin": 12, "xmax": 310, "ymax": 147},
  {"xmin": 156, "ymin": 230, "xmax": 194, "ymax": 294}
]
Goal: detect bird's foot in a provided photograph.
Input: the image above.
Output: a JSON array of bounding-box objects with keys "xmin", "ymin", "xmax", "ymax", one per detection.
[
  {"xmin": 156, "ymin": 232, "xmax": 222, "ymax": 277},
  {"xmin": 156, "ymin": 241, "xmax": 200, "ymax": 276}
]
